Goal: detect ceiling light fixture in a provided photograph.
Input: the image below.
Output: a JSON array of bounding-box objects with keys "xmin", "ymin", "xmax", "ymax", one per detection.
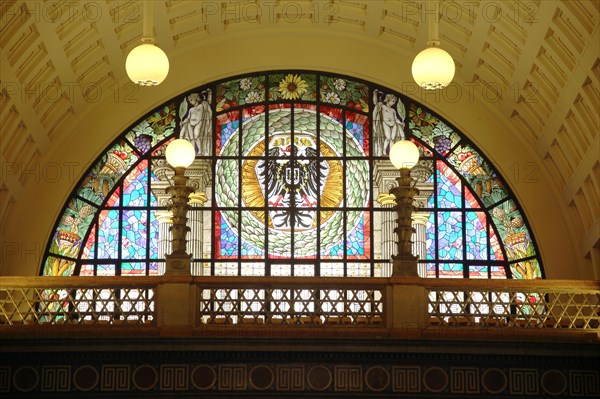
[
  {"xmin": 125, "ymin": 0, "xmax": 169, "ymax": 86},
  {"xmin": 411, "ymin": 3, "xmax": 455, "ymax": 90}
]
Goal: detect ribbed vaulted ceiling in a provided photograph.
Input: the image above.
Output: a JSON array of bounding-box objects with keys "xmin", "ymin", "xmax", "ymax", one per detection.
[{"xmin": 0, "ymin": 0, "xmax": 598, "ymax": 275}]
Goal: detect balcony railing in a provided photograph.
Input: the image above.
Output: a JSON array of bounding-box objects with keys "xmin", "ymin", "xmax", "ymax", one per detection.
[
  {"xmin": 426, "ymin": 278, "xmax": 600, "ymax": 329},
  {"xmin": 1, "ymin": 276, "xmax": 598, "ymax": 338},
  {"xmin": 0, "ymin": 277, "xmax": 156, "ymax": 326},
  {"xmin": 197, "ymin": 277, "xmax": 385, "ymax": 326}
]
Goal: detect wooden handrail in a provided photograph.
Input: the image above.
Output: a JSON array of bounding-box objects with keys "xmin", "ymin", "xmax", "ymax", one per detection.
[{"xmin": 1, "ymin": 275, "xmax": 598, "ymax": 290}]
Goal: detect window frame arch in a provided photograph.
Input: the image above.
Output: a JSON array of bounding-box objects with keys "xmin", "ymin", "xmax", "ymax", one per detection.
[{"xmin": 41, "ymin": 70, "xmax": 543, "ymax": 280}]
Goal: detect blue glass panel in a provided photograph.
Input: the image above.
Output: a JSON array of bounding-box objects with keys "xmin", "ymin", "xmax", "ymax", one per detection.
[
  {"xmin": 149, "ymin": 210, "xmax": 159, "ymax": 259},
  {"xmin": 122, "ymin": 162, "xmax": 148, "ymax": 206},
  {"xmin": 241, "ymin": 241, "xmax": 264, "ymax": 257},
  {"xmin": 149, "ymin": 262, "xmax": 161, "ymax": 276},
  {"xmin": 346, "ymin": 214, "xmax": 365, "ymax": 257},
  {"xmin": 221, "ymin": 120, "xmax": 239, "ymax": 151},
  {"xmin": 438, "ymin": 263, "xmax": 463, "ymax": 278},
  {"xmin": 122, "ymin": 262, "xmax": 146, "ymax": 276},
  {"xmin": 218, "ymin": 212, "xmax": 239, "ymax": 257},
  {"xmin": 465, "ymin": 211, "xmax": 488, "ymax": 260},
  {"xmin": 121, "ymin": 210, "xmax": 147, "ymax": 259},
  {"xmin": 438, "ymin": 212, "xmax": 463, "ymax": 260},
  {"xmin": 425, "ymin": 210, "xmax": 435, "ymax": 260},
  {"xmin": 469, "ymin": 265, "xmax": 488, "ymax": 278},
  {"xmin": 97, "ymin": 210, "xmax": 119, "ymax": 259},
  {"xmin": 437, "ymin": 166, "xmax": 462, "ymax": 208},
  {"xmin": 97, "ymin": 264, "xmax": 115, "ymax": 276},
  {"xmin": 346, "ymin": 120, "xmax": 364, "ymax": 148}
]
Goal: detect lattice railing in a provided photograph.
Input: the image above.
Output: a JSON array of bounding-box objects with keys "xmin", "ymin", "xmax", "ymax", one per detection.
[
  {"xmin": 1, "ymin": 277, "xmax": 598, "ymax": 333},
  {"xmin": 0, "ymin": 277, "xmax": 155, "ymax": 325},
  {"xmin": 426, "ymin": 280, "xmax": 600, "ymax": 330},
  {"xmin": 197, "ymin": 278, "xmax": 385, "ymax": 326}
]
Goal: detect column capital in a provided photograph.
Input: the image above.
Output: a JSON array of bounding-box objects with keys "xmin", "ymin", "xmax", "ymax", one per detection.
[
  {"xmin": 376, "ymin": 193, "xmax": 396, "ymax": 206},
  {"xmin": 189, "ymin": 191, "xmax": 208, "ymax": 205},
  {"xmin": 412, "ymin": 211, "xmax": 430, "ymax": 225},
  {"xmin": 155, "ymin": 209, "xmax": 173, "ymax": 224},
  {"xmin": 186, "ymin": 159, "xmax": 212, "ymax": 192},
  {"xmin": 373, "ymin": 160, "xmax": 401, "ymax": 192}
]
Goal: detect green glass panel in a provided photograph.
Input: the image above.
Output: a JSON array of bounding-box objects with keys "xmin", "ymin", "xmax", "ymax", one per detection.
[
  {"xmin": 447, "ymin": 143, "xmax": 508, "ymax": 207},
  {"xmin": 320, "ymin": 76, "xmax": 369, "ymax": 112},
  {"xmin": 125, "ymin": 103, "xmax": 176, "ymax": 154},
  {"xmin": 43, "ymin": 256, "xmax": 76, "ymax": 277},
  {"xmin": 345, "ymin": 160, "xmax": 370, "ymax": 207},
  {"xmin": 490, "ymin": 199, "xmax": 536, "ymax": 261},
  {"xmin": 408, "ymin": 103, "xmax": 460, "ymax": 156},
  {"xmin": 76, "ymin": 139, "xmax": 138, "ymax": 205},
  {"xmin": 215, "ymin": 159, "xmax": 240, "ymax": 207},
  {"xmin": 216, "ymin": 75, "xmax": 266, "ymax": 112},
  {"xmin": 510, "ymin": 258, "xmax": 542, "ymax": 279},
  {"xmin": 268, "ymin": 227, "xmax": 291, "ymax": 258},
  {"xmin": 242, "ymin": 105, "xmax": 266, "ymax": 152},
  {"xmin": 48, "ymin": 197, "xmax": 97, "ymax": 262},
  {"xmin": 268, "ymin": 73, "xmax": 317, "ymax": 101},
  {"xmin": 268, "ymin": 106, "xmax": 292, "ymax": 137}
]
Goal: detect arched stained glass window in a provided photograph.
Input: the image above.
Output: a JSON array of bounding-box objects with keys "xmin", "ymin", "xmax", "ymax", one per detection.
[{"xmin": 42, "ymin": 71, "xmax": 543, "ymax": 280}]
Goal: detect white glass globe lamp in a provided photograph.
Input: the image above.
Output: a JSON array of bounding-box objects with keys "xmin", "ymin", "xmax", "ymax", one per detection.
[
  {"xmin": 389, "ymin": 140, "xmax": 420, "ymax": 170},
  {"xmin": 411, "ymin": 46, "xmax": 455, "ymax": 90},
  {"xmin": 166, "ymin": 139, "xmax": 196, "ymax": 169},
  {"xmin": 126, "ymin": 41, "xmax": 170, "ymax": 86}
]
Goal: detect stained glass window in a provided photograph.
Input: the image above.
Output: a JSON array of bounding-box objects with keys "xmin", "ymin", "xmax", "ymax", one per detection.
[{"xmin": 42, "ymin": 71, "xmax": 543, "ymax": 280}]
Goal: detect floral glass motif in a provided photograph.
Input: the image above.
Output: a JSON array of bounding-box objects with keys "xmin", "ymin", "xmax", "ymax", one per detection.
[
  {"xmin": 216, "ymin": 76, "xmax": 266, "ymax": 112},
  {"xmin": 269, "ymin": 73, "xmax": 317, "ymax": 101},
  {"xmin": 320, "ymin": 76, "xmax": 369, "ymax": 112},
  {"xmin": 41, "ymin": 71, "xmax": 542, "ymax": 280}
]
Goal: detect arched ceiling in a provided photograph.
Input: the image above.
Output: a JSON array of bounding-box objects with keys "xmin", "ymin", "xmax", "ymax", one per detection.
[{"xmin": 0, "ymin": 0, "xmax": 598, "ymax": 278}]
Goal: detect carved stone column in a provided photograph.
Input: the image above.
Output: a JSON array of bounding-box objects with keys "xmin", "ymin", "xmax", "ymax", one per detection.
[
  {"xmin": 374, "ymin": 160, "xmax": 434, "ymax": 277},
  {"xmin": 185, "ymin": 161, "xmax": 210, "ymax": 276},
  {"xmin": 155, "ymin": 210, "xmax": 172, "ymax": 275},
  {"xmin": 376, "ymin": 193, "xmax": 396, "ymax": 278},
  {"xmin": 412, "ymin": 160, "xmax": 434, "ymax": 277},
  {"xmin": 411, "ymin": 212, "xmax": 430, "ymax": 277},
  {"xmin": 374, "ymin": 161, "xmax": 402, "ymax": 277},
  {"xmin": 152, "ymin": 159, "xmax": 173, "ymax": 276}
]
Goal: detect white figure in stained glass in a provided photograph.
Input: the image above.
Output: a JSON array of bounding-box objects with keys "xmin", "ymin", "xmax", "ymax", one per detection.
[
  {"xmin": 373, "ymin": 89, "xmax": 406, "ymax": 155},
  {"xmin": 181, "ymin": 89, "xmax": 212, "ymax": 155}
]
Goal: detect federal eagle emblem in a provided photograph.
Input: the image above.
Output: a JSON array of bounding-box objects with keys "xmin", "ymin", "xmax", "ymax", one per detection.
[{"xmin": 255, "ymin": 134, "xmax": 329, "ymax": 231}]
